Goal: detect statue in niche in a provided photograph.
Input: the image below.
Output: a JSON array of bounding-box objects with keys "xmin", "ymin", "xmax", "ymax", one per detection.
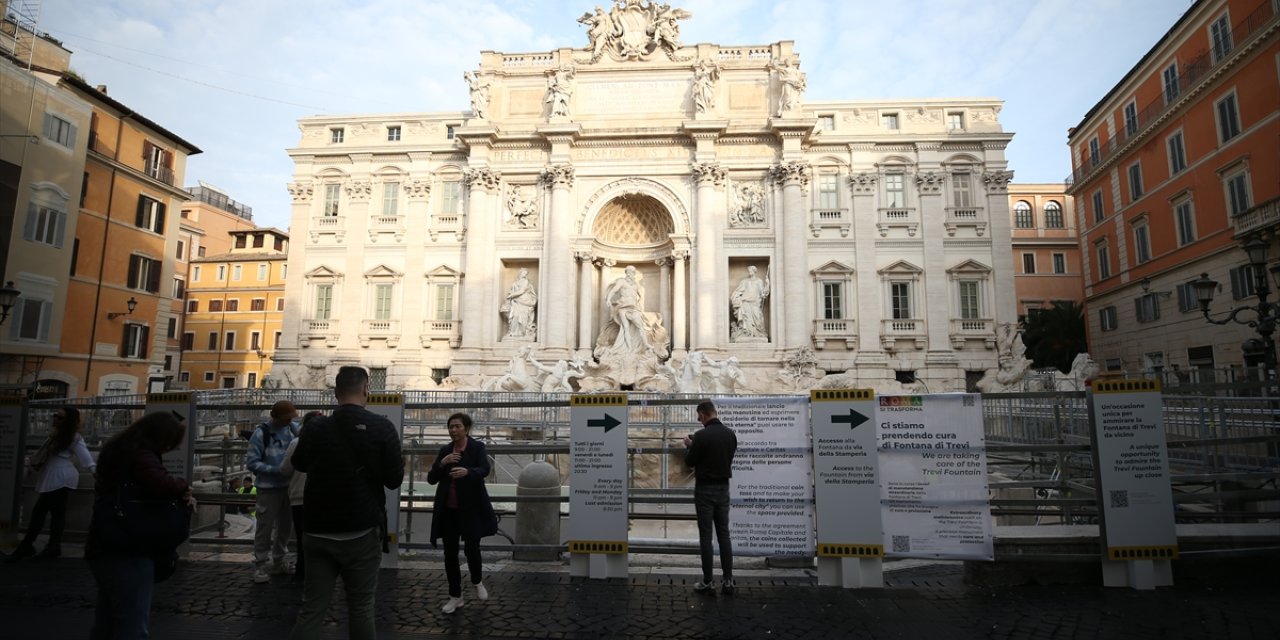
[
  {"xmin": 769, "ymin": 57, "xmax": 806, "ymax": 117},
  {"xmin": 500, "ymin": 268, "xmax": 538, "ymax": 341},
  {"xmin": 730, "ymin": 265, "xmax": 770, "ymax": 341},
  {"xmin": 463, "ymin": 71, "xmax": 491, "ymax": 119},
  {"xmin": 730, "ymin": 182, "xmax": 766, "ymax": 226},
  {"xmin": 593, "ymin": 265, "xmax": 670, "ymax": 385},
  {"xmin": 506, "ymin": 185, "xmax": 538, "ymax": 229},
  {"xmin": 545, "ymin": 66, "xmax": 575, "ymax": 119},
  {"xmin": 691, "ymin": 59, "xmax": 719, "ymax": 114}
]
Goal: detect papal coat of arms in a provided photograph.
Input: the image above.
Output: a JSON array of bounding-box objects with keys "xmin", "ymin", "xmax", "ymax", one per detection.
[{"xmin": 578, "ymin": 0, "xmax": 693, "ymax": 62}]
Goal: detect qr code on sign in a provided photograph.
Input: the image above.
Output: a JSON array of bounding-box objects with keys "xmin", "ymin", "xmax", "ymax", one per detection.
[
  {"xmin": 892, "ymin": 535, "xmax": 911, "ymax": 553},
  {"xmin": 1110, "ymin": 490, "xmax": 1129, "ymax": 508},
  {"xmin": 963, "ymin": 396, "xmax": 975, "ymax": 407}
]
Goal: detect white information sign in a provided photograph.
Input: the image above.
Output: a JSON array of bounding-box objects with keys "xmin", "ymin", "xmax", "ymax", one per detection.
[
  {"xmin": 568, "ymin": 394, "xmax": 629, "ymax": 554},
  {"xmin": 714, "ymin": 396, "xmax": 813, "ymax": 557},
  {"xmin": 878, "ymin": 394, "xmax": 993, "ymax": 561},
  {"xmin": 145, "ymin": 392, "xmax": 196, "ymax": 480},
  {"xmin": 0, "ymin": 397, "xmax": 26, "ymax": 532},
  {"xmin": 1089, "ymin": 380, "xmax": 1177, "ymax": 561},
  {"xmin": 811, "ymin": 389, "xmax": 882, "ymax": 556},
  {"xmin": 366, "ymin": 393, "xmax": 406, "ymax": 568}
]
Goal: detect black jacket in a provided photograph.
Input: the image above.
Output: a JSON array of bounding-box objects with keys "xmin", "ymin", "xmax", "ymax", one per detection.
[
  {"xmin": 427, "ymin": 436, "xmax": 498, "ymax": 545},
  {"xmin": 291, "ymin": 404, "xmax": 404, "ymax": 534},
  {"xmin": 685, "ymin": 418, "xmax": 737, "ymax": 486}
]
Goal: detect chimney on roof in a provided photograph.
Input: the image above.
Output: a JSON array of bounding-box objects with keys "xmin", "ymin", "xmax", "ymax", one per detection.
[{"xmin": 96, "ymin": 84, "xmax": 108, "ymax": 94}]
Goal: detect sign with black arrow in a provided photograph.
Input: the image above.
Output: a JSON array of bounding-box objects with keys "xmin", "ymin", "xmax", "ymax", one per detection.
[
  {"xmin": 587, "ymin": 413, "xmax": 621, "ymax": 432},
  {"xmin": 809, "ymin": 389, "xmax": 884, "ymax": 588},
  {"xmin": 568, "ymin": 394, "xmax": 630, "ymax": 579},
  {"xmin": 831, "ymin": 409, "xmax": 870, "ymax": 430}
]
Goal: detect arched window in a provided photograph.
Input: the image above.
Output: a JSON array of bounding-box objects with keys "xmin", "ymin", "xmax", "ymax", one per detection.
[
  {"xmin": 1014, "ymin": 201, "xmax": 1034, "ymax": 228},
  {"xmin": 1044, "ymin": 201, "xmax": 1064, "ymax": 228}
]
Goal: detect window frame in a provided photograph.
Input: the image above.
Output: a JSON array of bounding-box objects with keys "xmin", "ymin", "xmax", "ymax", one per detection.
[
  {"xmin": 387, "ymin": 125, "xmax": 402, "ymax": 142},
  {"xmin": 1123, "ymin": 100, "xmax": 1138, "ymax": 137},
  {"xmin": 1127, "ymin": 161, "xmax": 1144, "ymax": 200},
  {"xmin": 1022, "ymin": 253, "xmax": 1036, "ymax": 274},
  {"xmin": 135, "ymin": 195, "xmax": 166, "ymax": 234},
  {"xmin": 1096, "ymin": 240, "xmax": 1112, "ymax": 280},
  {"xmin": 323, "ymin": 183, "xmax": 341, "ymax": 216},
  {"xmin": 1092, "ymin": 191, "xmax": 1106, "ymax": 223},
  {"xmin": 1099, "ymin": 305, "xmax": 1118, "ymax": 331},
  {"xmin": 1053, "ymin": 253, "xmax": 1067, "ymax": 274},
  {"xmin": 1132, "ymin": 219, "xmax": 1152, "ymax": 264},
  {"xmin": 42, "ymin": 112, "xmax": 77, "ymax": 149},
  {"xmin": 330, "ymin": 127, "xmax": 345, "ymax": 144},
  {"xmin": 382, "ymin": 181, "xmax": 400, "ymax": 216},
  {"xmin": 1044, "ymin": 201, "xmax": 1064, "ymax": 228},
  {"xmin": 122, "ymin": 323, "xmax": 149, "ymax": 359},
  {"xmin": 1162, "ymin": 62, "xmax": 1180, "ymax": 105},
  {"xmin": 881, "ymin": 112, "xmax": 900, "ymax": 130},
  {"xmin": 1215, "ymin": 91, "xmax": 1242, "ymax": 144},
  {"xmin": 1174, "ymin": 197, "xmax": 1196, "ymax": 246},
  {"xmin": 1167, "ymin": 130, "xmax": 1187, "ymax": 175},
  {"xmin": 1209, "ymin": 12, "xmax": 1233, "ymax": 63},
  {"xmin": 1013, "ymin": 201, "xmax": 1034, "ymax": 228},
  {"xmin": 821, "ymin": 281, "xmax": 843, "ymax": 320},
  {"xmin": 1223, "ymin": 165, "xmax": 1252, "ymax": 216}
]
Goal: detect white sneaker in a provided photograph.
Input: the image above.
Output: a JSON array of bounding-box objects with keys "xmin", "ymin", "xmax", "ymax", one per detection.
[
  {"xmin": 474, "ymin": 582, "xmax": 488, "ymax": 601},
  {"xmin": 252, "ymin": 568, "xmax": 270, "ymax": 584},
  {"xmin": 442, "ymin": 596, "xmax": 464, "ymax": 614}
]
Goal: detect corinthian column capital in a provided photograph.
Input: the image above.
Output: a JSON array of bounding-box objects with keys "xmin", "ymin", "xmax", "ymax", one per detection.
[
  {"xmin": 540, "ymin": 164, "xmax": 575, "ymax": 188},
  {"xmin": 690, "ymin": 162, "xmax": 727, "ymax": 187},
  {"xmin": 770, "ymin": 161, "xmax": 810, "ymax": 188}
]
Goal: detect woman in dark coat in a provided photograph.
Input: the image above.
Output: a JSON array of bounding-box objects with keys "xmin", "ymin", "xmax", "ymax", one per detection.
[{"xmin": 428, "ymin": 412, "xmax": 498, "ymax": 614}]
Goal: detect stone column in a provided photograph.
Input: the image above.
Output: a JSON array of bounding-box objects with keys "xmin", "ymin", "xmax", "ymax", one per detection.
[
  {"xmin": 541, "ymin": 165, "xmax": 575, "ymax": 354},
  {"xmin": 691, "ymin": 162, "xmax": 726, "ymax": 350},
  {"xmin": 658, "ymin": 258, "xmax": 672, "ymax": 340},
  {"xmin": 772, "ymin": 161, "xmax": 811, "ymax": 351},
  {"xmin": 672, "ymin": 249, "xmax": 688, "ymax": 353},
  {"xmin": 849, "ymin": 170, "xmax": 880, "ymax": 353},
  {"xmin": 916, "ymin": 170, "xmax": 951, "ymax": 352},
  {"xmin": 598, "ymin": 258, "xmax": 615, "ymax": 333},
  {"xmin": 460, "ymin": 167, "xmax": 500, "ymax": 349},
  {"xmin": 982, "ymin": 169, "xmax": 1017, "ymax": 324},
  {"xmin": 576, "ymin": 250, "xmax": 595, "ymax": 354}
]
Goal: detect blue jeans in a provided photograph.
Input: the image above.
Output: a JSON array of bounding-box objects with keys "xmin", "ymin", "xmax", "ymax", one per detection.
[
  {"xmin": 89, "ymin": 554, "xmax": 156, "ymax": 640},
  {"xmin": 289, "ymin": 529, "xmax": 381, "ymax": 640},
  {"xmin": 694, "ymin": 484, "xmax": 733, "ymax": 583}
]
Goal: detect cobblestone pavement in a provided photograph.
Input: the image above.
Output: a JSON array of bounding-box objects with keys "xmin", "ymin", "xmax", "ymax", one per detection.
[{"xmin": 2, "ymin": 552, "xmax": 1279, "ymax": 639}]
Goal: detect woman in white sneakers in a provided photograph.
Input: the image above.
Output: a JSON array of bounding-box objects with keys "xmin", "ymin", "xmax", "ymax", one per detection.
[{"xmin": 428, "ymin": 412, "xmax": 498, "ymax": 614}]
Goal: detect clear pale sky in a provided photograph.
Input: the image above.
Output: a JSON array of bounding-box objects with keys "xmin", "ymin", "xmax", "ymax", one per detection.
[{"xmin": 35, "ymin": 0, "xmax": 1193, "ymax": 230}]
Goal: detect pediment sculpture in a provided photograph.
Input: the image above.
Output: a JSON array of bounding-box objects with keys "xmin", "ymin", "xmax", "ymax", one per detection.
[{"xmin": 578, "ymin": 1, "xmax": 693, "ymax": 62}]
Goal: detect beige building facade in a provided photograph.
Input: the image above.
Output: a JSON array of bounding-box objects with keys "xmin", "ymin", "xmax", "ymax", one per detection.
[{"xmin": 272, "ymin": 4, "xmax": 1018, "ymax": 392}]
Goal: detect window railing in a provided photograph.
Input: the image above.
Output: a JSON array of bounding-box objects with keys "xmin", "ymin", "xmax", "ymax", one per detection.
[
  {"xmin": 362, "ymin": 319, "xmax": 399, "ymax": 334},
  {"xmin": 1066, "ymin": 2, "xmax": 1276, "ymax": 186},
  {"xmin": 1231, "ymin": 196, "xmax": 1280, "ymax": 237},
  {"xmin": 421, "ymin": 319, "xmax": 461, "ymax": 348},
  {"xmin": 811, "ymin": 318, "xmax": 856, "ymax": 350},
  {"xmin": 882, "ymin": 318, "xmax": 922, "ymax": 334},
  {"xmin": 311, "ymin": 216, "xmax": 345, "ymax": 229},
  {"xmin": 144, "ymin": 158, "xmax": 174, "ymax": 185}
]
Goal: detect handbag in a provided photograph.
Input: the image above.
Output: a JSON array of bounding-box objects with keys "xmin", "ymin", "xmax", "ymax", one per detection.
[
  {"xmin": 28, "ymin": 438, "xmax": 51, "ymax": 471},
  {"xmin": 91, "ymin": 483, "xmax": 192, "ymax": 554}
]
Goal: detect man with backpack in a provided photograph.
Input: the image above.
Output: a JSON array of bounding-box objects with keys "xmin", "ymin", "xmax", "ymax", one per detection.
[{"xmin": 248, "ymin": 400, "xmax": 299, "ymax": 583}]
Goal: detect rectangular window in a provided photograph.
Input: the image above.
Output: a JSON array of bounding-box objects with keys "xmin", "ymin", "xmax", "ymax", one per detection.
[
  {"xmin": 217, "ymin": 265, "xmax": 226, "ymax": 281},
  {"xmin": 387, "ymin": 125, "xmax": 401, "ymax": 141},
  {"xmin": 1216, "ymin": 92, "xmax": 1241, "ymax": 143},
  {"xmin": 441, "ymin": 181, "xmax": 462, "ymax": 214},
  {"xmin": 382, "ymin": 182, "xmax": 399, "ymax": 215},
  {"xmin": 276, "ymin": 298, "xmax": 285, "ymax": 311},
  {"xmin": 1044, "ymin": 203, "xmax": 1064, "ymax": 228},
  {"xmin": 253, "ymin": 233, "xmax": 264, "ymax": 248},
  {"xmin": 226, "ymin": 299, "xmax": 239, "ymax": 312},
  {"xmin": 43, "ymin": 113, "xmax": 77, "ymax": 148},
  {"xmin": 1022, "ymin": 253, "xmax": 1036, "ymax": 274},
  {"xmin": 176, "ymin": 240, "xmax": 186, "ymax": 260},
  {"xmin": 817, "ymin": 174, "xmax": 839, "ymax": 209},
  {"xmin": 166, "ymin": 317, "xmax": 177, "ymax": 339},
  {"xmin": 1210, "ymin": 13, "xmax": 1233, "ymax": 62},
  {"xmin": 435, "ymin": 284, "xmax": 454, "ymax": 320},
  {"xmin": 1099, "ymin": 306, "xmax": 1118, "ymax": 331},
  {"xmin": 127, "ymin": 255, "xmax": 161, "ymax": 293},
  {"xmin": 1231, "ymin": 264, "xmax": 1260, "ymax": 300},
  {"xmin": 446, "ymin": 125, "xmax": 456, "ymax": 139},
  {"xmin": 369, "ymin": 368, "xmax": 387, "ymax": 391},
  {"xmin": 1088, "ymin": 137, "xmax": 1101, "ymax": 165},
  {"xmin": 951, "ymin": 173, "xmax": 972, "ymax": 208},
  {"xmin": 251, "ymin": 298, "xmax": 265, "ymax": 311},
  {"xmin": 1123, "ymin": 101, "xmax": 1138, "ymax": 137},
  {"xmin": 204, "ymin": 372, "xmax": 215, "ymax": 382},
  {"xmin": 330, "ymin": 128, "xmax": 344, "ymax": 143},
  {"xmin": 1167, "ymin": 132, "xmax": 1187, "ymax": 174},
  {"xmin": 181, "ymin": 332, "xmax": 194, "ymax": 351},
  {"xmin": 209, "ymin": 299, "xmax": 223, "ymax": 312},
  {"xmin": 1135, "ymin": 294, "xmax": 1161, "ymax": 323},
  {"xmin": 257, "ymin": 264, "xmax": 268, "ymax": 281},
  {"xmin": 172, "ymin": 277, "xmax": 184, "ymax": 299},
  {"xmin": 180, "ymin": 371, "xmax": 190, "ymax": 383},
  {"xmin": 23, "ymin": 205, "xmax": 65, "ymax": 247},
  {"xmin": 817, "ymin": 115, "xmax": 834, "ymax": 131},
  {"xmin": 197, "ymin": 246, "xmax": 206, "ymax": 257},
  {"xmin": 323, "ymin": 184, "xmax": 341, "ymax": 216},
  {"xmin": 1014, "ymin": 204, "xmax": 1033, "ymax": 228},
  {"xmin": 1162, "ymin": 62, "xmax": 1179, "ymax": 104},
  {"xmin": 81, "ymin": 171, "xmax": 88, "ymax": 207},
  {"xmin": 122, "ymin": 324, "xmax": 148, "ymax": 359},
  {"xmin": 315, "ymin": 284, "xmax": 333, "ymax": 319},
  {"xmin": 1096, "ymin": 242, "xmax": 1111, "ymax": 279},
  {"xmin": 885, "ymin": 174, "xmax": 906, "ymax": 208},
  {"xmin": 958, "ymin": 281, "xmax": 980, "ymax": 319},
  {"xmin": 1092, "ymin": 191, "xmax": 1105, "ymax": 223},
  {"xmin": 235, "ymin": 235, "xmax": 247, "ymax": 249},
  {"xmin": 1134, "ymin": 223, "xmax": 1151, "ymax": 263},
  {"xmin": 1053, "ymin": 253, "xmax": 1066, "ymax": 274},
  {"xmin": 947, "ymin": 112, "xmax": 964, "ymax": 131},
  {"xmin": 135, "ymin": 195, "xmax": 166, "ymax": 234},
  {"xmin": 822, "ymin": 282, "xmax": 842, "ymax": 320},
  {"xmin": 1176, "ymin": 282, "xmax": 1198, "ymax": 313},
  {"xmin": 12, "ymin": 297, "xmax": 52, "ymax": 342},
  {"xmin": 374, "ymin": 283, "xmax": 393, "ymax": 320},
  {"xmin": 1127, "ymin": 162, "xmax": 1143, "ymax": 200},
  {"xmin": 187, "ymin": 300, "xmax": 197, "ymax": 313},
  {"xmin": 70, "ymin": 238, "xmax": 79, "ymax": 275},
  {"xmin": 192, "ymin": 266, "xmax": 201, "ymax": 282},
  {"xmin": 207, "ymin": 332, "xmax": 218, "ymax": 350},
  {"xmin": 247, "ymin": 373, "xmax": 257, "ymax": 389},
  {"xmin": 224, "ymin": 332, "xmax": 235, "ymax": 351},
  {"xmin": 882, "ymin": 113, "xmax": 899, "ymax": 130},
  {"xmin": 232, "ymin": 265, "xmax": 242, "ymax": 281},
  {"xmin": 251, "ymin": 331, "xmax": 261, "ymax": 350},
  {"xmin": 1225, "ymin": 170, "xmax": 1251, "ymax": 216},
  {"xmin": 891, "ymin": 282, "xmax": 912, "ymax": 319},
  {"xmin": 274, "ymin": 331, "xmax": 282, "ymax": 349},
  {"xmin": 1175, "ymin": 199, "xmax": 1196, "ymax": 245}
]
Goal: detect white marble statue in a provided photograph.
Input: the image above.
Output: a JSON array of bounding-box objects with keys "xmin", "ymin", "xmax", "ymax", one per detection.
[
  {"xmin": 598, "ymin": 266, "xmax": 651, "ymax": 354},
  {"xmin": 500, "ymin": 268, "xmax": 538, "ymax": 341},
  {"xmin": 770, "ymin": 57, "xmax": 806, "ymax": 117},
  {"xmin": 506, "ymin": 185, "xmax": 538, "ymax": 229},
  {"xmin": 675, "ymin": 350, "xmax": 708, "ymax": 393},
  {"xmin": 578, "ymin": 1, "xmax": 692, "ymax": 61},
  {"xmin": 706, "ymin": 355, "xmax": 748, "ymax": 393},
  {"xmin": 464, "ymin": 70, "xmax": 491, "ymax": 119},
  {"xmin": 730, "ymin": 182, "xmax": 766, "ymax": 227},
  {"xmin": 545, "ymin": 66, "xmax": 575, "ymax": 119},
  {"xmin": 484, "ymin": 345, "xmax": 540, "ymax": 392},
  {"xmin": 730, "ymin": 265, "xmax": 769, "ymax": 341},
  {"xmin": 531, "ymin": 357, "xmax": 584, "ymax": 392},
  {"xmin": 692, "ymin": 59, "xmax": 718, "ymax": 114}
]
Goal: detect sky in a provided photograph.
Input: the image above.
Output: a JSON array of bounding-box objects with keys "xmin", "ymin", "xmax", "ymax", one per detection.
[{"xmin": 34, "ymin": 0, "xmax": 1194, "ymax": 231}]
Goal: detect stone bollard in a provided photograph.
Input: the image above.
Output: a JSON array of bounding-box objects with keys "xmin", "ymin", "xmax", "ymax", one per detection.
[{"xmin": 514, "ymin": 460, "xmax": 561, "ymax": 562}]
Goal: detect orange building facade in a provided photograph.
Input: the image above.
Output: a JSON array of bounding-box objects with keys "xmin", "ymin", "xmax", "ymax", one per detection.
[
  {"xmin": 1008, "ymin": 184, "xmax": 1083, "ymax": 321},
  {"xmin": 1067, "ymin": 0, "xmax": 1279, "ymax": 377}
]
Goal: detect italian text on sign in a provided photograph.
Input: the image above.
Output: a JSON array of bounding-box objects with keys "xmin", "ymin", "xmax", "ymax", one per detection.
[{"xmin": 568, "ymin": 395, "xmax": 629, "ymax": 550}]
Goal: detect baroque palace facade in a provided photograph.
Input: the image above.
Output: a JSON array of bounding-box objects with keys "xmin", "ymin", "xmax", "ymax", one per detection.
[{"xmin": 271, "ymin": 3, "xmax": 1017, "ymax": 393}]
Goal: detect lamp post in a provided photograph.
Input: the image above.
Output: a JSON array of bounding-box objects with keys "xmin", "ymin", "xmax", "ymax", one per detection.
[
  {"xmin": 0, "ymin": 281, "xmax": 19, "ymax": 326},
  {"xmin": 1191, "ymin": 237, "xmax": 1280, "ymax": 386},
  {"xmin": 107, "ymin": 296, "xmax": 139, "ymax": 320}
]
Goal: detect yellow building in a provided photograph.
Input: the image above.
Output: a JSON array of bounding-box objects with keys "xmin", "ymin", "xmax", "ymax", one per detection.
[{"xmin": 181, "ymin": 226, "xmax": 288, "ymax": 389}]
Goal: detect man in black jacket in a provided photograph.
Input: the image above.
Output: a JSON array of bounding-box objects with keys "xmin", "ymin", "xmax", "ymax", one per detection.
[
  {"xmin": 289, "ymin": 366, "xmax": 403, "ymax": 640},
  {"xmin": 683, "ymin": 399, "xmax": 738, "ymax": 595}
]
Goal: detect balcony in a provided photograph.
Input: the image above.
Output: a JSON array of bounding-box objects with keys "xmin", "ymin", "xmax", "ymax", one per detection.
[
  {"xmin": 880, "ymin": 318, "xmax": 925, "ymax": 351},
  {"xmin": 812, "ymin": 318, "xmax": 856, "ymax": 350},
  {"xmin": 299, "ymin": 319, "xmax": 339, "ymax": 347},
  {"xmin": 144, "ymin": 158, "xmax": 174, "ymax": 186},
  {"xmin": 949, "ymin": 318, "xmax": 996, "ymax": 350},
  {"xmin": 309, "ymin": 215, "xmax": 347, "ymax": 243},
  {"xmin": 359, "ymin": 319, "xmax": 401, "ymax": 348},
  {"xmin": 421, "ymin": 319, "xmax": 461, "ymax": 348},
  {"xmin": 368, "ymin": 215, "xmax": 406, "ymax": 243},
  {"xmin": 944, "ymin": 207, "xmax": 987, "ymax": 237},
  {"xmin": 429, "ymin": 212, "xmax": 465, "ymax": 242},
  {"xmin": 809, "ymin": 208, "xmax": 850, "ymax": 238},
  {"xmin": 877, "ymin": 208, "xmax": 918, "ymax": 237},
  {"xmin": 1231, "ymin": 197, "xmax": 1280, "ymax": 238}
]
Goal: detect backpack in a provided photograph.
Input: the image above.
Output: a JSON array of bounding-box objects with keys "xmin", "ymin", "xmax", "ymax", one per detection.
[{"xmin": 255, "ymin": 421, "xmax": 299, "ymax": 448}]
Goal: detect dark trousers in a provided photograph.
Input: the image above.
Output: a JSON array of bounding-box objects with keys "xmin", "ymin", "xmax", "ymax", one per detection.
[
  {"xmin": 694, "ymin": 483, "xmax": 733, "ymax": 583},
  {"xmin": 89, "ymin": 553, "xmax": 156, "ymax": 640},
  {"xmin": 437, "ymin": 508, "xmax": 482, "ymax": 597},
  {"xmin": 291, "ymin": 505, "xmax": 306, "ymax": 579},
  {"xmin": 21, "ymin": 487, "xmax": 71, "ymax": 551}
]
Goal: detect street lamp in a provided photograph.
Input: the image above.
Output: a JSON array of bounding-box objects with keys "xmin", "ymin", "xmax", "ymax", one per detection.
[
  {"xmin": 1192, "ymin": 238, "xmax": 1280, "ymax": 385},
  {"xmin": 0, "ymin": 281, "xmax": 20, "ymax": 325},
  {"xmin": 108, "ymin": 296, "xmax": 139, "ymax": 320}
]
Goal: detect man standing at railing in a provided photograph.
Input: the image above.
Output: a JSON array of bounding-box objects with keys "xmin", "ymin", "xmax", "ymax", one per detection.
[
  {"xmin": 247, "ymin": 400, "xmax": 298, "ymax": 583},
  {"xmin": 683, "ymin": 400, "xmax": 739, "ymax": 595}
]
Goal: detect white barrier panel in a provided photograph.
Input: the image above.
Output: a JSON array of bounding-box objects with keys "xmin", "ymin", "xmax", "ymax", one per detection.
[
  {"xmin": 0, "ymin": 396, "xmax": 26, "ymax": 538},
  {"xmin": 568, "ymin": 394, "xmax": 629, "ymax": 578},
  {"xmin": 366, "ymin": 393, "xmax": 405, "ymax": 569},
  {"xmin": 146, "ymin": 392, "xmax": 196, "ymax": 480},
  {"xmin": 878, "ymin": 394, "xmax": 993, "ymax": 561},
  {"xmin": 810, "ymin": 389, "xmax": 883, "ymax": 587}
]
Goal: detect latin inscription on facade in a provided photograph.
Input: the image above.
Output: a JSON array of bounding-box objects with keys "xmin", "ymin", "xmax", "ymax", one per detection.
[
  {"xmin": 572, "ymin": 146, "xmax": 690, "ymax": 162},
  {"xmin": 578, "ymin": 80, "xmax": 687, "ymax": 115}
]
